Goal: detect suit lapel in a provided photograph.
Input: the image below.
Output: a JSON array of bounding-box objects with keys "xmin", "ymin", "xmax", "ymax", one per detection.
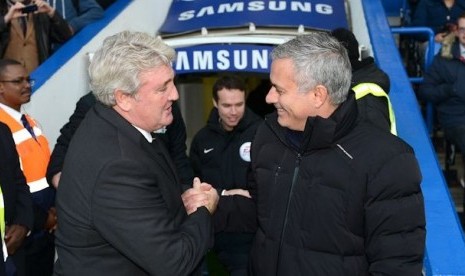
[
  {"xmin": 10, "ymin": 20, "xmax": 24, "ymax": 38},
  {"xmin": 94, "ymin": 103, "xmax": 184, "ymax": 215},
  {"xmin": 141, "ymin": 138, "xmax": 183, "ymax": 215}
]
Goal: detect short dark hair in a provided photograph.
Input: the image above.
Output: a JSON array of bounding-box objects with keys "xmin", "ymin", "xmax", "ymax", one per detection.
[
  {"xmin": 330, "ymin": 28, "xmax": 360, "ymax": 62},
  {"xmin": 0, "ymin": 59, "xmax": 22, "ymax": 77},
  {"xmin": 212, "ymin": 75, "xmax": 246, "ymax": 102}
]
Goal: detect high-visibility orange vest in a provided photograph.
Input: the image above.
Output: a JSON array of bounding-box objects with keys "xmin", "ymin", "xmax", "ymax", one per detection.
[{"xmin": 0, "ymin": 108, "xmax": 50, "ymax": 193}]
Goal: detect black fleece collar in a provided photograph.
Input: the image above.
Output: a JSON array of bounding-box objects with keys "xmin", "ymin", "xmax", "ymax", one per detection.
[{"xmin": 266, "ymin": 92, "xmax": 358, "ymax": 153}]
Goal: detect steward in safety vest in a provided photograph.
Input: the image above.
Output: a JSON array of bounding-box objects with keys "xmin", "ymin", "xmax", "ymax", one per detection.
[
  {"xmin": 331, "ymin": 28, "xmax": 396, "ymax": 136},
  {"xmin": 352, "ymin": 82, "xmax": 397, "ymax": 135},
  {"xmin": 0, "ymin": 59, "xmax": 56, "ymax": 276},
  {"xmin": 0, "ymin": 108, "xmax": 50, "ymax": 193}
]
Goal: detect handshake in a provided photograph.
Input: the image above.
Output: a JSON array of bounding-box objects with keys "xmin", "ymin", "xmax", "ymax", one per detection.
[{"xmin": 181, "ymin": 177, "xmax": 219, "ymax": 215}]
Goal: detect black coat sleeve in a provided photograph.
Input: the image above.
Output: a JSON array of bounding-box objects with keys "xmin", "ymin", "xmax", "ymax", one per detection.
[
  {"xmin": 0, "ymin": 123, "xmax": 33, "ymax": 231},
  {"xmin": 47, "ymin": 92, "xmax": 96, "ymax": 184},
  {"xmin": 47, "ymin": 11, "xmax": 73, "ymax": 44}
]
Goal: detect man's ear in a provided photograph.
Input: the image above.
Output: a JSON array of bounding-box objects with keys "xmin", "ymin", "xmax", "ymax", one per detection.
[
  {"xmin": 114, "ymin": 90, "xmax": 132, "ymax": 112},
  {"xmin": 312, "ymin": 85, "xmax": 329, "ymax": 108},
  {"xmin": 212, "ymin": 98, "xmax": 218, "ymax": 108}
]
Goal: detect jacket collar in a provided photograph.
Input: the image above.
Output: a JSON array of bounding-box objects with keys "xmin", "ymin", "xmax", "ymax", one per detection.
[{"xmin": 266, "ymin": 92, "xmax": 358, "ymax": 153}]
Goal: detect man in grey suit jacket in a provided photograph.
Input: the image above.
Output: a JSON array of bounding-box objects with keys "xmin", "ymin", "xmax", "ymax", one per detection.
[{"xmin": 54, "ymin": 31, "xmax": 219, "ymax": 276}]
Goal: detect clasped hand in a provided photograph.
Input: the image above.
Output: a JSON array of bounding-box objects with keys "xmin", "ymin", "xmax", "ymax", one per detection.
[{"xmin": 181, "ymin": 177, "xmax": 219, "ymax": 215}]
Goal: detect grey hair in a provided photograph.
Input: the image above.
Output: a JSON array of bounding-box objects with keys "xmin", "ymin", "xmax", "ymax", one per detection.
[
  {"xmin": 89, "ymin": 31, "xmax": 175, "ymax": 106},
  {"xmin": 271, "ymin": 32, "xmax": 352, "ymax": 105}
]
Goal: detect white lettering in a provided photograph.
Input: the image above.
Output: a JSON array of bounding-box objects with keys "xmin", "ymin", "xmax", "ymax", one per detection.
[
  {"xmin": 248, "ymin": 1, "xmax": 265, "ymax": 11},
  {"xmin": 316, "ymin": 4, "xmax": 333, "ymax": 14},
  {"xmin": 217, "ymin": 50, "xmax": 230, "ymax": 70},
  {"xmin": 174, "ymin": 48, "xmax": 271, "ymax": 72},
  {"xmin": 218, "ymin": 3, "xmax": 244, "ymax": 13},
  {"xmin": 291, "ymin": 2, "xmax": 311, "ymax": 12},
  {"xmin": 233, "ymin": 50, "xmax": 247, "ymax": 70},
  {"xmin": 177, "ymin": 1, "xmax": 333, "ymax": 21},
  {"xmin": 175, "ymin": 51, "xmax": 190, "ymax": 70},
  {"xmin": 178, "ymin": 10, "xmax": 194, "ymax": 21},
  {"xmin": 251, "ymin": 50, "xmax": 268, "ymax": 69},
  {"xmin": 269, "ymin": 1, "xmax": 287, "ymax": 11},
  {"xmin": 196, "ymin": 6, "xmax": 215, "ymax": 18},
  {"xmin": 193, "ymin": 51, "xmax": 213, "ymax": 70}
]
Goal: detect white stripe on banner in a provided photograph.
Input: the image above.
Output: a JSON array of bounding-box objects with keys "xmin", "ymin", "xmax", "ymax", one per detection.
[{"xmin": 29, "ymin": 178, "xmax": 49, "ymax": 193}]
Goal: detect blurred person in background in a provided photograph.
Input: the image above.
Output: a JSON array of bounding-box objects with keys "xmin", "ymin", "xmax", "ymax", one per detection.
[{"xmin": 0, "ymin": 0, "xmax": 72, "ymax": 73}]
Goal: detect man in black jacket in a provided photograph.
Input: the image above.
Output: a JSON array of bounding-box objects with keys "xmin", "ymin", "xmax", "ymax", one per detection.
[
  {"xmin": 47, "ymin": 92, "xmax": 194, "ymax": 188},
  {"xmin": 190, "ymin": 75, "xmax": 261, "ymax": 276},
  {"xmin": 248, "ymin": 32, "xmax": 425, "ymax": 275},
  {"xmin": 331, "ymin": 27, "xmax": 393, "ymax": 133},
  {"xmin": 0, "ymin": 122, "xmax": 33, "ymax": 276}
]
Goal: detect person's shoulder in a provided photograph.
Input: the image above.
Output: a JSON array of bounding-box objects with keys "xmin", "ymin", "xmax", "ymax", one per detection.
[
  {"xmin": 353, "ymin": 124, "xmax": 414, "ymax": 156},
  {"xmin": 242, "ymin": 110, "xmax": 263, "ymax": 129},
  {"xmin": 191, "ymin": 125, "xmax": 211, "ymax": 142},
  {"xmin": 0, "ymin": 121, "xmax": 10, "ymax": 134},
  {"xmin": 0, "ymin": 122, "xmax": 13, "ymax": 147}
]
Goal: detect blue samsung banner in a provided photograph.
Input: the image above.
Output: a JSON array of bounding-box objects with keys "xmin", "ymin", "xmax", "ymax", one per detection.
[
  {"xmin": 160, "ymin": 0, "xmax": 348, "ymax": 35},
  {"xmin": 174, "ymin": 44, "xmax": 273, "ymax": 74}
]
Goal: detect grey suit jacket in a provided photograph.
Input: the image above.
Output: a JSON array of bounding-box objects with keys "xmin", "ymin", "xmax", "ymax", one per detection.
[{"xmin": 54, "ymin": 103, "xmax": 212, "ymax": 276}]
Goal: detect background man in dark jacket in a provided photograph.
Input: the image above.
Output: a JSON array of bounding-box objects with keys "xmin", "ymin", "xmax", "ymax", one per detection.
[
  {"xmin": 419, "ymin": 12, "xmax": 465, "ymax": 187},
  {"xmin": 331, "ymin": 27, "xmax": 393, "ymax": 133},
  {"xmin": 0, "ymin": 122, "xmax": 33, "ymax": 276},
  {"xmin": 248, "ymin": 32, "xmax": 426, "ymax": 275},
  {"xmin": 189, "ymin": 75, "xmax": 261, "ymax": 276}
]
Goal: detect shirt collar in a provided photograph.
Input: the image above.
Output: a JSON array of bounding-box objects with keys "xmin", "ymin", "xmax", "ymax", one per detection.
[
  {"xmin": 132, "ymin": 125, "xmax": 153, "ymax": 143},
  {"xmin": 0, "ymin": 102, "xmax": 22, "ymax": 123}
]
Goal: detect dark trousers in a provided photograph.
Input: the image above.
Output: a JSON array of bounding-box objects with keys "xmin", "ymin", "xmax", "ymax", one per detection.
[
  {"xmin": 10, "ymin": 244, "xmax": 28, "ymax": 276},
  {"xmin": 445, "ymin": 125, "xmax": 465, "ymax": 172},
  {"xmin": 23, "ymin": 232, "xmax": 55, "ymax": 276},
  {"xmin": 214, "ymin": 233, "xmax": 254, "ymax": 276}
]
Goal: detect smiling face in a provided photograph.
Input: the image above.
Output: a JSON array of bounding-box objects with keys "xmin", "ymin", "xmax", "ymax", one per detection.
[
  {"xmin": 214, "ymin": 88, "xmax": 245, "ymax": 131},
  {"xmin": 0, "ymin": 64, "xmax": 32, "ymax": 111},
  {"xmin": 117, "ymin": 65, "xmax": 179, "ymax": 132},
  {"xmin": 266, "ymin": 58, "xmax": 315, "ymax": 131}
]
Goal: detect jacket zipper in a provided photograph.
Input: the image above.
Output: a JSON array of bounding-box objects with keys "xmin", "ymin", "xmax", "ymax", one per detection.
[{"xmin": 275, "ymin": 153, "xmax": 302, "ymax": 275}]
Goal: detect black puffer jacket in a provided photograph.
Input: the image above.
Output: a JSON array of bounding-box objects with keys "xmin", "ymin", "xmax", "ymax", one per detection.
[
  {"xmin": 189, "ymin": 107, "xmax": 261, "ymax": 233},
  {"xmin": 249, "ymin": 93, "xmax": 426, "ymax": 276}
]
